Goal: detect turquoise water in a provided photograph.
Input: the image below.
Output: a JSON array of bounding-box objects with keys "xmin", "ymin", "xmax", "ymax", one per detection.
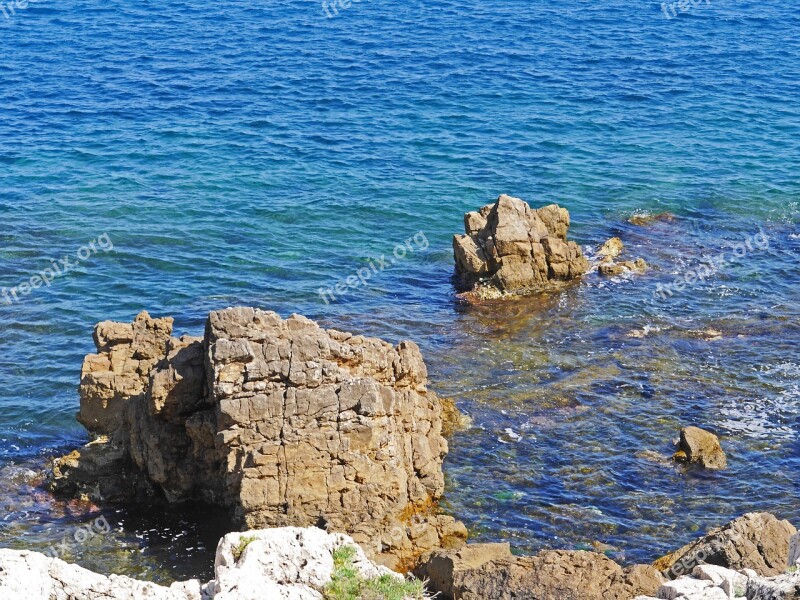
[{"xmin": 1, "ymin": 0, "xmax": 799, "ymax": 583}]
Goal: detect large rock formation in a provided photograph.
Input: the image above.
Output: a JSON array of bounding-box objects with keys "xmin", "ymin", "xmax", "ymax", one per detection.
[
  {"xmin": 453, "ymin": 194, "xmax": 589, "ymax": 297},
  {"xmin": 0, "ymin": 527, "xmax": 407, "ymax": 600},
  {"xmin": 415, "ymin": 542, "xmax": 665, "ymax": 600},
  {"xmin": 50, "ymin": 308, "xmax": 466, "ymax": 570}
]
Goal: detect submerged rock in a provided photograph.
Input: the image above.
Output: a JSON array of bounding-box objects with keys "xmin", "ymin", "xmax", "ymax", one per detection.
[
  {"xmin": 672, "ymin": 426, "xmax": 727, "ymax": 470},
  {"xmin": 453, "ymin": 194, "xmax": 589, "ymax": 298},
  {"xmin": 628, "ymin": 212, "xmax": 677, "ymax": 226},
  {"xmin": 50, "ymin": 308, "xmax": 467, "ymax": 570},
  {"xmin": 415, "ymin": 543, "xmax": 665, "ymax": 600}
]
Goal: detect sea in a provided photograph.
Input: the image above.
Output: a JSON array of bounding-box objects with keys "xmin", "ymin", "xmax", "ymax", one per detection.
[{"xmin": 0, "ymin": 0, "xmax": 798, "ymax": 584}]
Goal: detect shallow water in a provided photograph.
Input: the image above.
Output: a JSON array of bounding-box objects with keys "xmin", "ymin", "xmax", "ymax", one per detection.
[{"xmin": 1, "ymin": 0, "xmax": 799, "ymax": 584}]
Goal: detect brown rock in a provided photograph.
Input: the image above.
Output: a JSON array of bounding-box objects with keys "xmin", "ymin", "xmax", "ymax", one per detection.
[
  {"xmin": 654, "ymin": 512, "xmax": 798, "ymax": 579},
  {"xmin": 598, "ymin": 258, "xmax": 648, "ymax": 277},
  {"xmin": 78, "ymin": 311, "xmax": 174, "ymax": 435},
  {"xmin": 453, "ymin": 194, "xmax": 589, "ymax": 297},
  {"xmin": 51, "ymin": 308, "xmax": 467, "ymax": 570},
  {"xmin": 418, "ymin": 546, "xmax": 665, "ymax": 600},
  {"xmin": 599, "ymin": 237, "xmax": 624, "ymax": 260},
  {"xmin": 673, "ymin": 426, "xmax": 727, "ymax": 470},
  {"xmin": 414, "ymin": 543, "xmax": 513, "ymax": 599}
]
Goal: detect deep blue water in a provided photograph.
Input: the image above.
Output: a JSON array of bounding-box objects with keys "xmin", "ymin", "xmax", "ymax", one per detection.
[{"xmin": 1, "ymin": 0, "xmax": 799, "ymax": 583}]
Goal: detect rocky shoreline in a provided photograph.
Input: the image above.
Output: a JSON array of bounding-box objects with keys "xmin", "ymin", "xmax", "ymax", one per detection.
[
  {"xmin": 2, "ymin": 196, "xmax": 797, "ymax": 599},
  {"xmin": 1, "ymin": 515, "xmax": 798, "ymax": 599}
]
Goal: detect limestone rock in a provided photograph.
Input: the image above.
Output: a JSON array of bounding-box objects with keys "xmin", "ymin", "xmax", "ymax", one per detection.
[
  {"xmin": 746, "ymin": 571, "xmax": 800, "ymax": 600},
  {"xmin": 673, "ymin": 426, "xmax": 727, "ymax": 470},
  {"xmin": 0, "ymin": 548, "xmax": 191, "ymax": 600},
  {"xmin": 78, "ymin": 311, "xmax": 174, "ymax": 434},
  {"xmin": 789, "ymin": 533, "xmax": 800, "ymax": 567},
  {"xmin": 0, "ymin": 527, "xmax": 408, "ymax": 600},
  {"xmin": 657, "ymin": 577, "xmax": 729, "ymax": 599},
  {"xmin": 692, "ymin": 564, "xmax": 748, "ymax": 598},
  {"xmin": 416, "ymin": 545, "xmax": 664, "ymax": 600},
  {"xmin": 209, "ymin": 527, "xmax": 399, "ymax": 600},
  {"xmin": 51, "ymin": 308, "xmax": 466, "ymax": 570},
  {"xmin": 453, "ymin": 194, "xmax": 589, "ymax": 297},
  {"xmin": 647, "ymin": 562, "xmax": 799, "ymax": 599},
  {"xmin": 654, "ymin": 513, "xmax": 797, "ymax": 579}
]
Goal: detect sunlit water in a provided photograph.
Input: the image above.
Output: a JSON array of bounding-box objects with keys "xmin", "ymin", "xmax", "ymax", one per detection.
[{"xmin": 1, "ymin": 0, "xmax": 799, "ymax": 584}]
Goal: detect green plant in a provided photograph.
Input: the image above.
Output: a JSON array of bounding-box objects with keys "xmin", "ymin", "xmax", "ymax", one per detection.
[
  {"xmin": 232, "ymin": 535, "xmax": 258, "ymax": 562},
  {"xmin": 324, "ymin": 546, "xmax": 427, "ymax": 600},
  {"xmin": 788, "ymin": 565, "xmax": 797, "ymax": 573}
]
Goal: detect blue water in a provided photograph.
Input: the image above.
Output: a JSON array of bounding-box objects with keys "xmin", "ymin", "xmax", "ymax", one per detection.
[{"xmin": 1, "ymin": 0, "xmax": 799, "ymax": 583}]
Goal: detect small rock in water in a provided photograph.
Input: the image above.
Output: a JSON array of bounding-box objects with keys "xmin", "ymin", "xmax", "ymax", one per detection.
[
  {"xmin": 673, "ymin": 426, "xmax": 727, "ymax": 470},
  {"xmin": 598, "ymin": 257, "xmax": 648, "ymax": 277},
  {"xmin": 598, "ymin": 237, "xmax": 625, "ymax": 260}
]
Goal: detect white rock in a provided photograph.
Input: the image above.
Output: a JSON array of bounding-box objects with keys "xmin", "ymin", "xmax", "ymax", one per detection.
[
  {"xmin": 208, "ymin": 527, "xmax": 402, "ymax": 600},
  {"xmin": 746, "ymin": 570, "xmax": 800, "ymax": 600},
  {"xmin": 692, "ymin": 564, "xmax": 748, "ymax": 599},
  {"xmin": 789, "ymin": 532, "xmax": 800, "ymax": 567},
  {"xmin": 0, "ymin": 527, "xmax": 401, "ymax": 600},
  {"xmin": 0, "ymin": 549, "xmax": 189, "ymax": 600},
  {"xmin": 658, "ymin": 576, "xmax": 727, "ymax": 599}
]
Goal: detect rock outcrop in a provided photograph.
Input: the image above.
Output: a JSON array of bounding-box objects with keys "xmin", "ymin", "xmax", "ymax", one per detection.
[
  {"xmin": 654, "ymin": 513, "xmax": 797, "ymax": 579},
  {"xmin": 595, "ymin": 236, "xmax": 648, "ymax": 277},
  {"xmin": 672, "ymin": 426, "xmax": 727, "ymax": 470},
  {"xmin": 415, "ymin": 542, "xmax": 665, "ymax": 600},
  {"xmin": 0, "ymin": 527, "xmax": 410, "ymax": 600},
  {"xmin": 453, "ymin": 194, "xmax": 589, "ymax": 297},
  {"xmin": 637, "ymin": 559, "xmax": 800, "ymax": 599},
  {"xmin": 50, "ymin": 308, "xmax": 466, "ymax": 570}
]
